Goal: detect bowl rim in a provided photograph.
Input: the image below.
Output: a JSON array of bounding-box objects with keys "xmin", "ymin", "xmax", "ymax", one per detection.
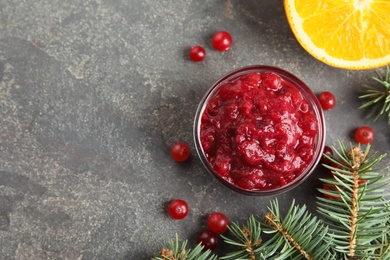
[{"xmin": 193, "ymin": 65, "xmax": 326, "ymax": 196}]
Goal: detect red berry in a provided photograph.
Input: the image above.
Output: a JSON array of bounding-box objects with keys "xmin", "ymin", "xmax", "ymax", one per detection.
[
  {"xmin": 355, "ymin": 126, "xmax": 374, "ymax": 144},
  {"xmin": 189, "ymin": 45, "xmax": 206, "ymax": 62},
  {"xmin": 322, "ymin": 184, "xmax": 341, "ymax": 200},
  {"xmin": 207, "ymin": 212, "xmax": 229, "ymax": 234},
  {"xmin": 328, "ymin": 162, "xmax": 343, "ymax": 177},
  {"xmin": 212, "ymin": 31, "xmax": 232, "ymax": 51},
  {"xmin": 318, "ymin": 91, "xmax": 336, "ymax": 110},
  {"xmin": 321, "ymin": 146, "xmax": 333, "ymax": 165},
  {"xmin": 168, "ymin": 199, "xmax": 189, "ymax": 220},
  {"xmin": 196, "ymin": 230, "xmax": 219, "ymax": 251},
  {"xmin": 358, "ymin": 179, "xmax": 367, "ymax": 185},
  {"xmin": 170, "ymin": 142, "xmax": 191, "ymax": 162}
]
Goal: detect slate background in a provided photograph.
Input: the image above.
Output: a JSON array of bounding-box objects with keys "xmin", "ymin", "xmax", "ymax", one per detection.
[{"xmin": 1, "ymin": 0, "xmax": 389, "ymax": 259}]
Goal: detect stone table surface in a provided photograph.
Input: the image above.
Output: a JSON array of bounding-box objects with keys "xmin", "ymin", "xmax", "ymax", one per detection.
[{"xmin": 1, "ymin": 0, "xmax": 389, "ymax": 259}]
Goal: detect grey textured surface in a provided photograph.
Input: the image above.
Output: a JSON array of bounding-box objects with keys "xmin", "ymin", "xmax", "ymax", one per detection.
[{"xmin": 0, "ymin": 0, "xmax": 389, "ymax": 259}]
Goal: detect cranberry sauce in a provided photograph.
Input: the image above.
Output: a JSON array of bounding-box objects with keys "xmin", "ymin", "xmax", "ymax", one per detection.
[{"xmin": 199, "ymin": 70, "xmax": 320, "ymax": 192}]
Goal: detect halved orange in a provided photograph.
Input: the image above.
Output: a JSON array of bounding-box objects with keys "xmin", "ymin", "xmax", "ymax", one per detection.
[{"xmin": 284, "ymin": 0, "xmax": 390, "ymax": 70}]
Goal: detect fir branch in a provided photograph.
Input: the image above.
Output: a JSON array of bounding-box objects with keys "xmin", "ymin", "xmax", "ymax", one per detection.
[
  {"xmin": 262, "ymin": 199, "xmax": 336, "ymax": 260},
  {"xmin": 318, "ymin": 142, "xmax": 390, "ymax": 259},
  {"xmin": 374, "ymin": 200, "xmax": 390, "ymax": 260},
  {"xmin": 220, "ymin": 215, "xmax": 265, "ymax": 260},
  {"xmin": 359, "ymin": 65, "xmax": 390, "ymax": 124},
  {"xmin": 152, "ymin": 234, "xmax": 218, "ymax": 260}
]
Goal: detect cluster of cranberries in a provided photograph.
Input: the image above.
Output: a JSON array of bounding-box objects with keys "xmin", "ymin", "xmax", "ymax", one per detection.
[
  {"xmin": 196, "ymin": 212, "xmax": 229, "ymax": 250},
  {"xmin": 169, "ymin": 142, "xmax": 229, "ymax": 250},
  {"xmin": 189, "ymin": 31, "xmax": 233, "ymax": 62},
  {"xmin": 165, "ymin": 30, "xmax": 233, "ymax": 251},
  {"xmin": 167, "ymin": 199, "xmax": 229, "ymax": 250}
]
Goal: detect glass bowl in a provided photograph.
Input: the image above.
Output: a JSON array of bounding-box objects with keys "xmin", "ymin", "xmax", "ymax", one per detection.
[{"xmin": 193, "ymin": 65, "xmax": 325, "ymax": 196}]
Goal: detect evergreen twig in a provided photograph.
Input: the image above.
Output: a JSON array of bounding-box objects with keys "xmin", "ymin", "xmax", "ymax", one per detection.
[
  {"xmin": 359, "ymin": 65, "xmax": 390, "ymax": 124},
  {"xmin": 151, "ymin": 234, "xmax": 218, "ymax": 260},
  {"xmin": 261, "ymin": 200, "xmax": 336, "ymax": 260},
  {"xmin": 318, "ymin": 142, "xmax": 390, "ymax": 259},
  {"xmin": 220, "ymin": 215, "xmax": 265, "ymax": 260}
]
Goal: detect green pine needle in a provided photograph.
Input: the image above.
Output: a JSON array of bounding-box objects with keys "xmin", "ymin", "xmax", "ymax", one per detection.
[
  {"xmin": 261, "ymin": 200, "xmax": 336, "ymax": 260},
  {"xmin": 318, "ymin": 142, "xmax": 389, "ymax": 258},
  {"xmin": 359, "ymin": 65, "xmax": 390, "ymax": 124},
  {"xmin": 220, "ymin": 215, "xmax": 265, "ymax": 260},
  {"xmin": 220, "ymin": 200, "xmax": 336, "ymax": 260},
  {"xmin": 151, "ymin": 234, "xmax": 218, "ymax": 260}
]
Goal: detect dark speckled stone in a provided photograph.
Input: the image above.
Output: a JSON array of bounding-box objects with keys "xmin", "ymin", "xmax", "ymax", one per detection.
[{"xmin": 1, "ymin": 1, "xmax": 389, "ymax": 259}]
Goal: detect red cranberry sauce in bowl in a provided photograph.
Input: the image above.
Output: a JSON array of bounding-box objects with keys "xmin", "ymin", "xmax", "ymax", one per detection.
[{"xmin": 194, "ymin": 65, "xmax": 325, "ymax": 195}]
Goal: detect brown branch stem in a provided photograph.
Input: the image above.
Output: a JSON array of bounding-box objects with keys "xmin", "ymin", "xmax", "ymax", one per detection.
[
  {"xmin": 242, "ymin": 227, "xmax": 261, "ymax": 260},
  {"xmin": 265, "ymin": 213, "xmax": 313, "ymax": 260},
  {"xmin": 347, "ymin": 147, "xmax": 364, "ymax": 257},
  {"xmin": 160, "ymin": 248, "xmax": 177, "ymax": 260},
  {"xmin": 348, "ymin": 171, "xmax": 359, "ymax": 256}
]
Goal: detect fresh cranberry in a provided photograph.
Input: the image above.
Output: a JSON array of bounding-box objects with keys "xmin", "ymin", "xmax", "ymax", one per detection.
[
  {"xmin": 317, "ymin": 91, "xmax": 336, "ymax": 110},
  {"xmin": 168, "ymin": 199, "xmax": 189, "ymax": 220},
  {"xmin": 170, "ymin": 142, "xmax": 190, "ymax": 162},
  {"xmin": 196, "ymin": 230, "xmax": 219, "ymax": 250},
  {"xmin": 322, "ymin": 184, "xmax": 341, "ymax": 200},
  {"xmin": 321, "ymin": 146, "xmax": 333, "ymax": 165},
  {"xmin": 189, "ymin": 45, "xmax": 206, "ymax": 62},
  {"xmin": 354, "ymin": 126, "xmax": 374, "ymax": 144},
  {"xmin": 328, "ymin": 162, "xmax": 343, "ymax": 177},
  {"xmin": 212, "ymin": 31, "xmax": 232, "ymax": 51},
  {"xmin": 358, "ymin": 179, "xmax": 367, "ymax": 185},
  {"xmin": 208, "ymin": 212, "xmax": 229, "ymax": 234}
]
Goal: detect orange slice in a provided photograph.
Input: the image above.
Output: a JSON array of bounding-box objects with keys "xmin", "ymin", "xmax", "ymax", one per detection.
[{"xmin": 284, "ymin": 0, "xmax": 390, "ymax": 70}]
